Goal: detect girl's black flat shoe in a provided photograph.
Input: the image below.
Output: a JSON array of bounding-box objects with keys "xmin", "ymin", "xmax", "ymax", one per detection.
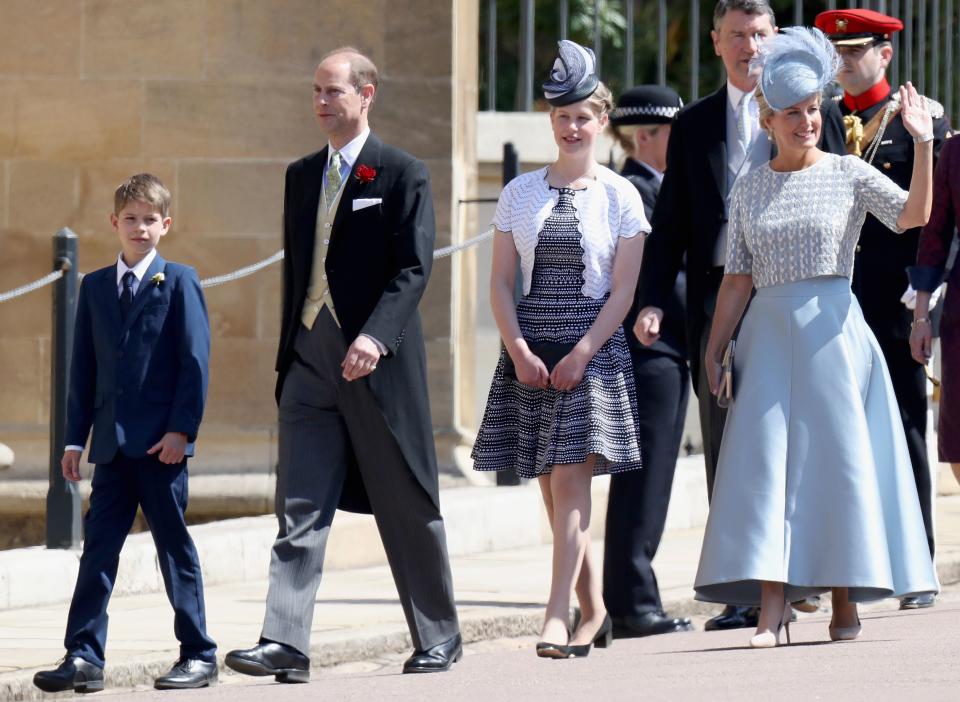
[
  {"xmin": 535, "ymin": 641, "xmax": 570, "ymax": 659},
  {"xmin": 567, "ymin": 614, "xmax": 613, "ymax": 658}
]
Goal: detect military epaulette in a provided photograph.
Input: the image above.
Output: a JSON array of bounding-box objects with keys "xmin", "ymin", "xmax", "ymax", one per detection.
[
  {"xmin": 850, "ymin": 92, "xmax": 946, "ymax": 163},
  {"xmin": 885, "ymin": 91, "xmax": 945, "ymax": 119}
]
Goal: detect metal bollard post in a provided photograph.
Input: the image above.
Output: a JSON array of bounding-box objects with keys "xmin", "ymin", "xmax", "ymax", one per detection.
[
  {"xmin": 502, "ymin": 141, "xmax": 519, "ymax": 185},
  {"xmin": 497, "ymin": 143, "xmax": 522, "ymax": 487},
  {"xmin": 46, "ymin": 228, "xmax": 81, "ymax": 549},
  {"xmin": 503, "ymin": 142, "xmax": 522, "ymax": 305}
]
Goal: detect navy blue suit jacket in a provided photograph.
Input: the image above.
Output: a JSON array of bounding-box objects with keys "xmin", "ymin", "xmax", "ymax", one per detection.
[{"xmin": 65, "ymin": 254, "xmax": 211, "ymax": 464}]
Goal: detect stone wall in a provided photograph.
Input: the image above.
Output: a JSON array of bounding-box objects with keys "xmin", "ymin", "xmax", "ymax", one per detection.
[{"xmin": 0, "ymin": 1, "xmax": 478, "ymax": 472}]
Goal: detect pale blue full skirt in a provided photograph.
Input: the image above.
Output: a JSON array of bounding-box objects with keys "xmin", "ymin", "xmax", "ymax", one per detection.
[{"xmin": 694, "ymin": 277, "xmax": 938, "ymax": 605}]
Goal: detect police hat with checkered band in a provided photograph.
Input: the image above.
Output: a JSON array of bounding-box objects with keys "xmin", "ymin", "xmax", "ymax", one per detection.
[{"xmin": 609, "ymin": 85, "xmax": 683, "ymax": 126}]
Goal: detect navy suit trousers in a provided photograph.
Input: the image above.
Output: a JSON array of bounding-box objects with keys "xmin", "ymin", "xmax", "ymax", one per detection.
[
  {"xmin": 64, "ymin": 454, "xmax": 216, "ymax": 667},
  {"xmin": 604, "ymin": 352, "xmax": 690, "ymax": 617}
]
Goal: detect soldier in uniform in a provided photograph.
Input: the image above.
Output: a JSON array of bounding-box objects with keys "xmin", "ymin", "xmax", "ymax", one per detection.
[{"xmin": 815, "ymin": 8, "xmax": 951, "ymax": 610}]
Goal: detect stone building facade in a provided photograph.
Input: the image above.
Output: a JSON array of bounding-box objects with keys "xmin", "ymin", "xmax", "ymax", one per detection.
[{"xmin": 0, "ymin": 0, "xmax": 478, "ymax": 474}]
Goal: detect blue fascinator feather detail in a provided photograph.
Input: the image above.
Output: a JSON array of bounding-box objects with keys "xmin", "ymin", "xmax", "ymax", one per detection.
[
  {"xmin": 752, "ymin": 27, "xmax": 841, "ymax": 111},
  {"xmin": 542, "ymin": 40, "xmax": 599, "ymax": 106}
]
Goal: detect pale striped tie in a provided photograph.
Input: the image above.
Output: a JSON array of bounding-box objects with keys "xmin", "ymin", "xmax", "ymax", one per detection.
[
  {"xmin": 324, "ymin": 150, "xmax": 342, "ymax": 209},
  {"xmin": 737, "ymin": 94, "xmax": 753, "ymax": 152}
]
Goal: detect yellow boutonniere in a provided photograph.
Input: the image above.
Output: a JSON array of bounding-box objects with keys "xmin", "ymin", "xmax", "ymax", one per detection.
[{"xmin": 150, "ymin": 272, "xmax": 165, "ymax": 286}]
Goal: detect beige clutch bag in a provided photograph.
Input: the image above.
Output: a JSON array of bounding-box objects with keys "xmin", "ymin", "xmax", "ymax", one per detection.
[{"xmin": 717, "ymin": 339, "xmax": 735, "ymax": 409}]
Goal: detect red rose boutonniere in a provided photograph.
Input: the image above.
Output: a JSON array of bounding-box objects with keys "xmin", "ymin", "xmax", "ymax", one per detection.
[{"xmin": 355, "ymin": 164, "xmax": 377, "ymax": 184}]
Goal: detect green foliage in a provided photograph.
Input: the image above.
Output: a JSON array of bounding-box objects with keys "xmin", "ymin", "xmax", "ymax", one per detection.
[
  {"xmin": 480, "ymin": 0, "xmax": 959, "ymax": 128},
  {"xmin": 480, "ymin": 0, "xmax": 843, "ymax": 110}
]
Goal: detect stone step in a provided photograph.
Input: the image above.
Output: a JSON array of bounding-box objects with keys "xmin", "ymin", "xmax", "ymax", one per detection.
[{"xmin": 0, "ymin": 456, "xmax": 710, "ymax": 611}]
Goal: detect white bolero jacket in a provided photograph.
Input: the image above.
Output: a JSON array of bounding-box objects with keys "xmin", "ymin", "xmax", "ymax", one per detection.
[{"xmin": 492, "ymin": 165, "xmax": 650, "ymax": 299}]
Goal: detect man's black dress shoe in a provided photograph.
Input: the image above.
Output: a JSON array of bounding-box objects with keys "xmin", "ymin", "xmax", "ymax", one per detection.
[
  {"xmin": 402, "ymin": 633, "xmax": 463, "ymax": 673},
  {"xmin": 704, "ymin": 605, "xmax": 760, "ymax": 631},
  {"xmin": 613, "ymin": 610, "xmax": 695, "ymax": 638},
  {"xmin": 900, "ymin": 592, "xmax": 936, "ymax": 609},
  {"xmin": 33, "ymin": 655, "xmax": 104, "ymax": 694},
  {"xmin": 154, "ymin": 658, "xmax": 218, "ymax": 690},
  {"xmin": 225, "ymin": 641, "xmax": 310, "ymax": 683}
]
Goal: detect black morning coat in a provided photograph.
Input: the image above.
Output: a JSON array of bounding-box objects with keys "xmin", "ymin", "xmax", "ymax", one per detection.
[
  {"xmin": 637, "ymin": 85, "xmax": 849, "ymax": 387},
  {"xmin": 275, "ymin": 132, "xmax": 440, "ymax": 514},
  {"xmin": 620, "ymin": 158, "xmax": 687, "ymax": 363}
]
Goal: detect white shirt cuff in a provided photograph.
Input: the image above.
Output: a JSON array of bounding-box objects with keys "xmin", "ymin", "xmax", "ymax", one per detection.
[
  {"xmin": 65, "ymin": 445, "xmax": 84, "ymax": 453},
  {"xmin": 360, "ymin": 333, "xmax": 388, "ymax": 356}
]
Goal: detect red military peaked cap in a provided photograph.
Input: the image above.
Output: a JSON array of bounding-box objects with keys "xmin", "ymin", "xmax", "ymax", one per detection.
[{"xmin": 814, "ymin": 9, "xmax": 904, "ymax": 46}]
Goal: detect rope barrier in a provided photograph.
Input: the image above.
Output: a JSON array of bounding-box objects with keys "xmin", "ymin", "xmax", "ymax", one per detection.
[
  {"xmin": 200, "ymin": 250, "xmax": 285, "ymax": 289},
  {"xmin": 0, "ymin": 228, "xmax": 496, "ymax": 303},
  {"xmin": 433, "ymin": 228, "xmax": 494, "ymax": 259},
  {"xmin": 0, "ymin": 270, "xmax": 64, "ymax": 303}
]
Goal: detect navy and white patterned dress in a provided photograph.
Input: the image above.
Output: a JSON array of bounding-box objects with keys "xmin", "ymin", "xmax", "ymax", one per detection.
[{"xmin": 472, "ymin": 166, "xmax": 649, "ymax": 478}]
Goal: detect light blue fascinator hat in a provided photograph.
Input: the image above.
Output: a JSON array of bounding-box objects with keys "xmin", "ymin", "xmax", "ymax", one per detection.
[
  {"xmin": 751, "ymin": 26, "xmax": 841, "ymax": 111},
  {"xmin": 542, "ymin": 40, "xmax": 599, "ymax": 106}
]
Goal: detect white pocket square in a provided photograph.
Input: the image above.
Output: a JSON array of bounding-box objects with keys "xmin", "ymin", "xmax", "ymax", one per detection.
[{"xmin": 352, "ymin": 197, "xmax": 382, "ymax": 211}]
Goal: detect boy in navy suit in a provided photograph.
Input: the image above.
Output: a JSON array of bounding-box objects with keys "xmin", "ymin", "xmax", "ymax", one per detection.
[{"xmin": 34, "ymin": 174, "xmax": 217, "ymax": 694}]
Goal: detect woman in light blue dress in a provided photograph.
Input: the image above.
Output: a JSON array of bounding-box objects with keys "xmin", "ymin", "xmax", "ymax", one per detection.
[{"xmin": 694, "ymin": 27, "xmax": 938, "ymax": 648}]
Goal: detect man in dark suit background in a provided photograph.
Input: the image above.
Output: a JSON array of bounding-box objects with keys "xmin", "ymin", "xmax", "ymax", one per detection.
[
  {"xmin": 604, "ymin": 85, "xmax": 695, "ymax": 639},
  {"xmin": 815, "ymin": 8, "xmax": 952, "ymax": 610},
  {"xmin": 226, "ymin": 47, "xmax": 461, "ymax": 682},
  {"xmin": 633, "ymin": 0, "xmax": 847, "ymax": 632}
]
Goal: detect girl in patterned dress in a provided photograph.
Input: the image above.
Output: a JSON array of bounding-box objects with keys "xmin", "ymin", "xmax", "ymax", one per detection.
[{"xmin": 471, "ymin": 41, "xmax": 649, "ymax": 658}]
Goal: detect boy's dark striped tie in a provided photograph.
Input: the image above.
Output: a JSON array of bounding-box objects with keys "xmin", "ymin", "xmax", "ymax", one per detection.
[{"xmin": 120, "ymin": 271, "xmax": 136, "ymax": 320}]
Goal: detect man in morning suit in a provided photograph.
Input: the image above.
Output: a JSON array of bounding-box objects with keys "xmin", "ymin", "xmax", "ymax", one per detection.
[
  {"xmin": 815, "ymin": 7, "xmax": 952, "ymax": 610},
  {"xmin": 603, "ymin": 84, "xmax": 695, "ymax": 638},
  {"xmin": 34, "ymin": 174, "xmax": 217, "ymax": 694},
  {"xmin": 225, "ymin": 47, "xmax": 461, "ymax": 682},
  {"xmin": 632, "ymin": 0, "xmax": 848, "ymax": 632}
]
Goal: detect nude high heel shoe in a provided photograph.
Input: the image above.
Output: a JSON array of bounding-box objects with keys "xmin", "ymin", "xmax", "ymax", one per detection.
[
  {"xmin": 749, "ymin": 599, "xmax": 792, "ymax": 648},
  {"xmin": 829, "ymin": 610, "xmax": 861, "ymax": 642}
]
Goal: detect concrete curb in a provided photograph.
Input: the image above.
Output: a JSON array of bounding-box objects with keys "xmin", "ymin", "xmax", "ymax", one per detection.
[
  {"xmin": 0, "ymin": 610, "xmax": 546, "ymax": 701},
  {"xmin": 0, "ymin": 474, "xmax": 277, "ymax": 517},
  {"xmin": 1, "ymin": 601, "xmax": 676, "ymax": 700},
  {"xmin": 0, "ymin": 458, "xmax": 712, "ymax": 611},
  {"xmin": 0, "ymin": 484, "xmax": 554, "ymax": 610},
  {"xmin": 6, "ymin": 560, "xmax": 960, "ymax": 702}
]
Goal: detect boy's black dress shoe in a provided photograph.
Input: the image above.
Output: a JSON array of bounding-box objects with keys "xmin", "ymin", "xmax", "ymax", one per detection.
[
  {"xmin": 613, "ymin": 611, "xmax": 694, "ymax": 638},
  {"xmin": 402, "ymin": 633, "xmax": 463, "ymax": 673},
  {"xmin": 900, "ymin": 593, "xmax": 936, "ymax": 609},
  {"xmin": 154, "ymin": 658, "xmax": 218, "ymax": 689},
  {"xmin": 33, "ymin": 656, "xmax": 104, "ymax": 694},
  {"xmin": 704, "ymin": 605, "xmax": 759, "ymax": 631},
  {"xmin": 225, "ymin": 641, "xmax": 310, "ymax": 683}
]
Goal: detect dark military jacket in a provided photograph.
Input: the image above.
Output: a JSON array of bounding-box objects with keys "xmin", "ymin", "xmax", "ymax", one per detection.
[{"xmin": 843, "ymin": 88, "xmax": 951, "ymax": 342}]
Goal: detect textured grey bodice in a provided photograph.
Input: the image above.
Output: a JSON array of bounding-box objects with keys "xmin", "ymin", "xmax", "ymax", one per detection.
[{"xmin": 725, "ymin": 154, "xmax": 908, "ymax": 288}]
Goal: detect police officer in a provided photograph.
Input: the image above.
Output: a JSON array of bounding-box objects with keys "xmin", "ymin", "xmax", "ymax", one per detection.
[
  {"xmin": 815, "ymin": 8, "xmax": 951, "ymax": 610},
  {"xmin": 604, "ymin": 85, "xmax": 695, "ymax": 638}
]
